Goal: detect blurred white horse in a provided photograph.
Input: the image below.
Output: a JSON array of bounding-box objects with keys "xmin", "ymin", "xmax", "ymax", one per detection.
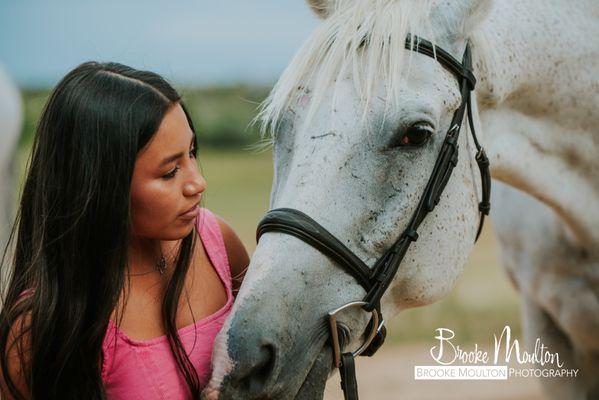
[
  {"xmin": 0, "ymin": 65, "xmax": 22, "ymax": 264},
  {"xmin": 207, "ymin": 1, "xmax": 598, "ymax": 399}
]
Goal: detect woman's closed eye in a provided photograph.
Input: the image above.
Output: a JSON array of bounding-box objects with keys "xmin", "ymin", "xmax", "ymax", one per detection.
[
  {"xmin": 163, "ymin": 166, "xmax": 180, "ymax": 179},
  {"xmin": 162, "ymin": 147, "xmax": 197, "ymax": 179}
]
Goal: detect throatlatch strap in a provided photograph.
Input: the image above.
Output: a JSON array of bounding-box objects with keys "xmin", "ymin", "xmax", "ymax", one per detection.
[
  {"xmin": 466, "ymin": 94, "xmax": 491, "ymax": 242},
  {"xmin": 340, "ymin": 353, "xmax": 359, "ymax": 400}
]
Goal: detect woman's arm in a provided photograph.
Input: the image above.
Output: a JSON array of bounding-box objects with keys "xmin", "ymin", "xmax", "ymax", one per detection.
[{"xmin": 215, "ymin": 216, "xmax": 250, "ymax": 296}]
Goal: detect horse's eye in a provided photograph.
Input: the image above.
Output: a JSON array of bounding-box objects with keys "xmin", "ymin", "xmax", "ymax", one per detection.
[{"xmin": 392, "ymin": 123, "xmax": 435, "ymax": 148}]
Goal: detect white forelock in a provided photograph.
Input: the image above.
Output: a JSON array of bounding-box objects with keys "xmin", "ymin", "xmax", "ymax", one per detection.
[{"xmin": 257, "ymin": 0, "xmax": 496, "ymax": 139}]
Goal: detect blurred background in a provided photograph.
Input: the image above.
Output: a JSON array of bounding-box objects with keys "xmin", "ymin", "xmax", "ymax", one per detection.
[{"xmin": 0, "ymin": 1, "xmax": 541, "ymax": 399}]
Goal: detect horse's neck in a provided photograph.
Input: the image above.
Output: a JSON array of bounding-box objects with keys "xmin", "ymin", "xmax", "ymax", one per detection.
[
  {"xmin": 476, "ymin": 0, "xmax": 596, "ymax": 115},
  {"xmin": 474, "ymin": 0, "xmax": 599, "ymax": 252}
]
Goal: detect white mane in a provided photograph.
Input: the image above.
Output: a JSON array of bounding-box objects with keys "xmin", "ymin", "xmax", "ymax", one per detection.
[{"xmin": 257, "ymin": 0, "xmax": 496, "ymax": 138}]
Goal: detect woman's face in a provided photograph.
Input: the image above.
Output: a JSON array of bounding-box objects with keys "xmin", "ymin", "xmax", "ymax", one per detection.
[{"xmin": 129, "ymin": 103, "xmax": 206, "ymax": 241}]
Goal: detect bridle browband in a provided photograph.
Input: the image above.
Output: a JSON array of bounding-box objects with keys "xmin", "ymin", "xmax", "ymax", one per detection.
[{"xmin": 256, "ymin": 35, "xmax": 491, "ymax": 400}]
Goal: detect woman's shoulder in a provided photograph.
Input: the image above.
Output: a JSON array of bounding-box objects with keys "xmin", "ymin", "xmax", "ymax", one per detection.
[
  {"xmin": 0, "ymin": 311, "xmax": 32, "ymax": 398},
  {"xmin": 200, "ymin": 209, "xmax": 249, "ymax": 294}
]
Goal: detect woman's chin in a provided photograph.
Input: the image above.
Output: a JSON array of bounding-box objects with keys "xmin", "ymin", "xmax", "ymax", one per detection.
[{"xmin": 159, "ymin": 224, "xmax": 197, "ymax": 241}]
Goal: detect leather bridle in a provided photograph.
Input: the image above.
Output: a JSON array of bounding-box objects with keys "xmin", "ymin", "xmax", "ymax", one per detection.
[{"xmin": 256, "ymin": 35, "xmax": 491, "ymax": 400}]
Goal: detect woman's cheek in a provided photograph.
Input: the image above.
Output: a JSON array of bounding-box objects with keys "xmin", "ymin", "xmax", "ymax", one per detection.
[{"xmin": 130, "ymin": 181, "xmax": 179, "ymax": 235}]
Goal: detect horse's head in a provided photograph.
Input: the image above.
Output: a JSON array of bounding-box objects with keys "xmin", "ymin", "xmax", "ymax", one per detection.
[{"xmin": 207, "ymin": 1, "xmax": 493, "ymax": 398}]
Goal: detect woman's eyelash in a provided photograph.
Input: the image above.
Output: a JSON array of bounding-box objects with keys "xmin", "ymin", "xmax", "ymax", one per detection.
[
  {"xmin": 163, "ymin": 166, "xmax": 180, "ymax": 179},
  {"xmin": 163, "ymin": 148, "xmax": 196, "ymax": 179}
]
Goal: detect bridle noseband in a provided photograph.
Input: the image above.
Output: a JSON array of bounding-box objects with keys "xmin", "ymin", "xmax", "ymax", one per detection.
[{"xmin": 256, "ymin": 36, "xmax": 491, "ymax": 400}]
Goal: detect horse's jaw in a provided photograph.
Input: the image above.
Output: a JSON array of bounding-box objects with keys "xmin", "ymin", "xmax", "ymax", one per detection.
[{"xmin": 294, "ymin": 348, "xmax": 333, "ymax": 400}]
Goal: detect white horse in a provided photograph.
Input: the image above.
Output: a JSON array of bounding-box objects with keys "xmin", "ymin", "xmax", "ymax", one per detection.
[
  {"xmin": 207, "ymin": 0, "xmax": 598, "ymax": 399},
  {"xmin": 0, "ymin": 64, "xmax": 22, "ymax": 262}
]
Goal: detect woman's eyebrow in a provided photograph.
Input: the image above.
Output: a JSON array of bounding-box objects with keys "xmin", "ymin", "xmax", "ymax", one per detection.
[{"xmin": 159, "ymin": 135, "xmax": 195, "ymax": 167}]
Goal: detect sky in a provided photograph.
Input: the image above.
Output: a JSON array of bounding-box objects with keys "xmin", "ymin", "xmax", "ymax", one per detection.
[{"xmin": 0, "ymin": 0, "xmax": 320, "ymax": 88}]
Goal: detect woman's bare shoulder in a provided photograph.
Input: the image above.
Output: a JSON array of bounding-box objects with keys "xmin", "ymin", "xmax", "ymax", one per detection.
[
  {"xmin": 213, "ymin": 214, "xmax": 249, "ymax": 294},
  {"xmin": 1, "ymin": 311, "xmax": 32, "ymax": 399}
]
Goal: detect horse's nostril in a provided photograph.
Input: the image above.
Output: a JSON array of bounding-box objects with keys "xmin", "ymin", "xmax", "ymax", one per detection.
[
  {"xmin": 239, "ymin": 343, "xmax": 277, "ymax": 392},
  {"xmin": 256, "ymin": 344, "xmax": 277, "ymax": 381}
]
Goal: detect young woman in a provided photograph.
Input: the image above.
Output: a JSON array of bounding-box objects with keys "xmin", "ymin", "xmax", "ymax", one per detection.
[{"xmin": 0, "ymin": 62, "xmax": 249, "ymax": 399}]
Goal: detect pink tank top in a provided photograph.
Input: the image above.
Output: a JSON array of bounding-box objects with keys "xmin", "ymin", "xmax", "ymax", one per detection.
[{"xmin": 101, "ymin": 208, "xmax": 233, "ymax": 399}]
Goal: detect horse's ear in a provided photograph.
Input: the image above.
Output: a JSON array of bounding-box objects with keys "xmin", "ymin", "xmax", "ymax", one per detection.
[
  {"xmin": 436, "ymin": 0, "xmax": 494, "ymax": 39},
  {"xmin": 305, "ymin": 0, "xmax": 335, "ymax": 19},
  {"xmin": 463, "ymin": 0, "xmax": 493, "ymax": 35}
]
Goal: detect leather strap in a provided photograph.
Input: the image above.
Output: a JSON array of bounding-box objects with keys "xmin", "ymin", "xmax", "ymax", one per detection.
[
  {"xmin": 360, "ymin": 323, "xmax": 387, "ymax": 357},
  {"xmin": 257, "ymin": 208, "xmax": 373, "ymax": 292},
  {"xmin": 467, "ymin": 96, "xmax": 491, "ymax": 241},
  {"xmin": 340, "ymin": 353, "xmax": 359, "ymax": 400},
  {"xmin": 405, "ymin": 35, "xmax": 476, "ymax": 90},
  {"xmin": 363, "ymin": 40, "xmax": 491, "ymax": 311},
  {"xmin": 256, "ymin": 36, "xmax": 491, "ymax": 400}
]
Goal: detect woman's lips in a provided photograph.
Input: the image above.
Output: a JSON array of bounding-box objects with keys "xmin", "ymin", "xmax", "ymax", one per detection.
[{"xmin": 179, "ymin": 205, "xmax": 199, "ymax": 219}]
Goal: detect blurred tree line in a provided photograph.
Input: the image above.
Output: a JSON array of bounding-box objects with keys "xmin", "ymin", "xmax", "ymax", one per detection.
[{"xmin": 20, "ymin": 85, "xmax": 271, "ymax": 150}]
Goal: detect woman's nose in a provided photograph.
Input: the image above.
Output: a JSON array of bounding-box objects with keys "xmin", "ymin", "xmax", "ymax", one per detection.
[{"xmin": 183, "ymin": 167, "xmax": 206, "ymax": 197}]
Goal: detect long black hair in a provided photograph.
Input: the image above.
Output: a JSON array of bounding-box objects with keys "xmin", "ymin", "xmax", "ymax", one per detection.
[{"xmin": 0, "ymin": 62, "xmax": 202, "ymax": 399}]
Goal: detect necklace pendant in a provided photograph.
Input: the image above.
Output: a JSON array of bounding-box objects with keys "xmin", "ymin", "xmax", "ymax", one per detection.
[{"xmin": 156, "ymin": 255, "xmax": 167, "ymax": 275}]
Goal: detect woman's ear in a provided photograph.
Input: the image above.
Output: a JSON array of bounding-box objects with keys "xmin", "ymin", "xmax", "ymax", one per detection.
[{"xmin": 305, "ymin": 0, "xmax": 336, "ymax": 19}]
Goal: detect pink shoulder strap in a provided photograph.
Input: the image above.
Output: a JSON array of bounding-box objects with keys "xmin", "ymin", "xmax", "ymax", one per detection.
[{"xmin": 197, "ymin": 208, "xmax": 232, "ymax": 292}]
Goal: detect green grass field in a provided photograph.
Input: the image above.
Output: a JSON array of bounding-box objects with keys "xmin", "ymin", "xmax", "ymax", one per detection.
[{"xmin": 15, "ymin": 88, "xmax": 523, "ymax": 345}]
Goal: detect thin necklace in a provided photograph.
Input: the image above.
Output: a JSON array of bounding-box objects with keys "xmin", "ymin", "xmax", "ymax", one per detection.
[{"xmin": 127, "ymin": 254, "xmax": 168, "ymax": 276}]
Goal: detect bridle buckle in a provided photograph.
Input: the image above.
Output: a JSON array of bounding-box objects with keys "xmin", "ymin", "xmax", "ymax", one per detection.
[{"xmin": 328, "ymin": 301, "xmax": 380, "ymax": 368}]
